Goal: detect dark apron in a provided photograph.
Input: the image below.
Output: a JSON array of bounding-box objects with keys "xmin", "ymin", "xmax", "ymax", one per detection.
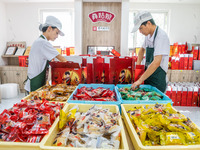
[
  {"xmin": 29, "ymin": 35, "xmax": 49, "ymax": 92},
  {"xmin": 144, "ymin": 27, "xmax": 167, "ymax": 93}
]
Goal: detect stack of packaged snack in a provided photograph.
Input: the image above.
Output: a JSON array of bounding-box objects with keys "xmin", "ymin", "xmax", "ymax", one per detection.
[
  {"xmin": 29, "ymin": 84, "xmax": 77, "ymax": 102},
  {"xmin": 118, "ymin": 87, "xmax": 163, "ymax": 100},
  {"xmin": 72, "ymin": 86, "xmax": 117, "ymax": 101},
  {"xmin": 127, "ymin": 103, "xmax": 200, "ymax": 146},
  {"xmin": 53, "ymin": 105, "xmax": 121, "ymax": 149},
  {"xmin": 0, "ymin": 99, "xmax": 63, "ymax": 143}
]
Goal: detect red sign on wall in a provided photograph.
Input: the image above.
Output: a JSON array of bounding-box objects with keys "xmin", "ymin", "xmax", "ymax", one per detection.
[{"xmin": 89, "ymin": 11, "xmax": 115, "ymax": 23}]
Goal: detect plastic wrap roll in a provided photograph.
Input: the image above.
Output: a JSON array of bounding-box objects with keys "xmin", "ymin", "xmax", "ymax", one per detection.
[{"xmin": 0, "ymin": 83, "xmax": 19, "ymax": 99}]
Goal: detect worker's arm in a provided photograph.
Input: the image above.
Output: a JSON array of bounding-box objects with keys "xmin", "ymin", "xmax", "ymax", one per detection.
[
  {"xmin": 56, "ymin": 54, "xmax": 67, "ymax": 62},
  {"xmin": 136, "ymin": 47, "xmax": 145, "ymax": 65},
  {"xmin": 131, "ymin": 55, "xmax": 162, "ymax": 89}
]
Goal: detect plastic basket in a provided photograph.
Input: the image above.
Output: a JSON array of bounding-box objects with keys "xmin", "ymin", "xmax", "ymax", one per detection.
[
  {"xmin": 115, "ymin": 84, "xmax": 172, "ymax": 104},
  {"xmin": 40, "ymin": 103, "xmax": 129, "ymax": 150},
  {"xmin": 0, "ymin": 101, "xmax": 65, "ymax": 150},
  {"xmin": 67, "ymin": 84, "xmax": 121, "ymax": 107},
  {"xmin": 18, "ymin": 56, "xmax": 28, "ymax": 67},
  {"xmin": 121, "ymin": 104, "xmax": 200, "ymax": 150}
]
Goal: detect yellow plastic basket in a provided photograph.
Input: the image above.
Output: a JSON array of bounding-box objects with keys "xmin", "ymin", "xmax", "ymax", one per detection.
[
  {"xmin": 121, "ymin": 104, "xmax": 200, "ymax": 150},
  {"xmin": 40, "ymin": 103, "xmax": 129, "ymax": 150}
]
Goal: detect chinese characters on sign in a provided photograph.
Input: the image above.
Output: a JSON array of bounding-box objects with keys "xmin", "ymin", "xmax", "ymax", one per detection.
[
  {"xmin": 89, "ymin": 11, "xmax": 115, "ymax": 23},
  {"xmin": 93, "ymin": 26, "xmax": 110, "ymax": 31}
]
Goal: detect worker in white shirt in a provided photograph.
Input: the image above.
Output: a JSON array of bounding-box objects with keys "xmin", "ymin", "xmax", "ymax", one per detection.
[
  {"xmin": 25, "ymin": 16, "xmax": 67, "ymax": 92},
  {"xmin": 131, "ymin": 11, "xmax": 170, "ymax": 93}
]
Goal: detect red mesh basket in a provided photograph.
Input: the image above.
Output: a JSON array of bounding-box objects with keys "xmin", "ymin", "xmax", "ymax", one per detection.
[{"xmin": 18, "ymin": 56, "xmax": 28, "ymax": 67}]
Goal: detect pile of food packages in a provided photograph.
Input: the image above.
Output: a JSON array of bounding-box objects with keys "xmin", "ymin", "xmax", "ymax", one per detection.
[
  {"xmin": 29, "ymin": 84, "xmax": 77, "ymax": 102},
  {"xmin": 127, "ymin": 103, "xmax": 200, "ymax": 146},
  {"xmin": 72, "ymin": 86, "xmax": 117, "ymax": 101},
  {"xmin": 53, "ymin": 105, "xmax": 121, "ymax": 149},
  {"xmin": 0, "ymin": 99, "xmax": 63, "ymax": 143},
  {"xmin": 118, "ymin": 87, "xmax": 163, "ymax": 100}
]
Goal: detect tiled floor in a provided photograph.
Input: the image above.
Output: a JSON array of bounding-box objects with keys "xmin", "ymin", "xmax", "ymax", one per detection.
[{"xmin": 0, "ymin": 94, "xmax": 200, "ymax": 127}]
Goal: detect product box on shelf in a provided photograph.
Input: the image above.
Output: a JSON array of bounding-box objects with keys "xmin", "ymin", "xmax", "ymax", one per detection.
[
  {"xmin": 40, "ymin": 103, "xmax": 129, "ymax": 150},
  {"xmin": 50, "ymin": 61, "xmax": 81, "ymax": 85},
  {"xmin": 67, "ymin": 84, "xmax": 121, "ymax": 107},
  {"xmin": 181, "ymin": 87, "xmax": 188, "ymax": 106},
  {"xmin": 193, "ymin": 46, "xmax": 199, "ymax": 60},
  {"xmin": 115, "ymin": 84, "xmax": 172, "ymax": 104},
  {"xmin": 192, "ymin": 86, "xmax": 199, "ymax": 106},
  {"xmin": 176, "ymin": 86, "xmax": 182, "ymax": 106},
  {"xmin": 121, "ymin": 103, "xmax": 200, "ymax": 150}
]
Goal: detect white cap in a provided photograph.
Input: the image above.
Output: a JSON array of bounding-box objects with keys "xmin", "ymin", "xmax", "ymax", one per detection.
[
  {"xmin": 39, "ymin": 16, "xmax": 64, "ymax": 36},
  {"xmin": 131, "ymin": 11, "xmax": 153, "ymax": 33}
]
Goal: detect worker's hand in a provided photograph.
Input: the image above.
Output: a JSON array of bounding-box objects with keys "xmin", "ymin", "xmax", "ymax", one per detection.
[{"xmin": 131, "ymin": 79, "xmax": 143, "ymax": 91}]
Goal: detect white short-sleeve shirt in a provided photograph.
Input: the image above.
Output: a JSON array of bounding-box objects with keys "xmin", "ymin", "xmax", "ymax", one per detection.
[
  {"xmin": 24, "ymin": 35, "xmax": 59, "ymax": 92},
  {"xmin": 142, "ymin": 26, "xmax": 170, "ymax": 73}
]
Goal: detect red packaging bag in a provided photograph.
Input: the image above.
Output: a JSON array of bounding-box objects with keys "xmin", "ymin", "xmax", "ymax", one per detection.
[
  {"xmin": 188, "ymin": 54, "xmax": 193, "ymax": 70},
  {"xmin": 176, "ymin": 86, "xmax": 182, "ymax": 106},
  {"xmin": 184, "ymin": 54, "xmax": 189, "ymax": 70},
  {"xmin": 134, "ymin": 65, "xmax": 145, "ymax": 83},
  {"xmin": 192, "ymin": 86, "xmax": 198, "ymax": 106},
  {"xmin": 187, "ymin": 87, "xmax": 193, "ymax": 106},
  {"xmin": 178, "ymin": 43, "xmax": 182, "ymax": 54},
  {"xmin": 93, "ymin": 57, "xmax": 104, "ymax": 83},
  {"xmin": 171, "ymin": 86, "xmax": 177, "ymax": 106},
  {"xmin": 182, "ymin": 44, "xmax": 186, "ymax": 54},
  {"xmin": 104, "ymin": 57, "xmax": 110, "ymax": 84},
  {"xmin": 181, "ymin": 87, "xmax": 188, "ymax": 106},
  {"xmin": 165, "ymin": 86, "xmax": 172, "ymax": 99},
  {"xmin": 117, "ymin": 57, "xmax": 133, "ymax": 84},
  {"xmin": 171, "ymin": 57, "xmax": 176, "ymax": 70},
  {"xmin": 179, "ymin": 54, "xmax": 184, "ymax": 70},
  {"xmin": 86, "ymin": 57, "xmax": 94, "ymax": 83},
  {"xmin": 193, "ymin": 46, "xmax": 198, "ymax": 60},
  {"xmin": 175, "ymin": 57, "xmax": 179, "ymax": 70}
]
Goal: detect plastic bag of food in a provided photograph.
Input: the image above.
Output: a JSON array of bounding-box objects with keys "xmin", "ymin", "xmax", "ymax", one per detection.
[{"xmin": 161, "ymin": 132, "xmax": 186, "ymax": 145}]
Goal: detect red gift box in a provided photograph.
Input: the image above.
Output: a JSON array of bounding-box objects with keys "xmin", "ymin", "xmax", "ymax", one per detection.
[
  {"xmin": 188, "ymin": 54, "xmax": 193, "ymax": 70},
  {"xmin": 175, "ymin": 57, "xmax": 179, "ymax": 70},
  {"xmin": 165, "ymin": 86, "xmax": 172, "ymax": 99},
  {"xmin": 193, "ymin": 46, "xmax": 198, "ymax": 60},
  {"xmin": 86, "ymin": 57, "xmax": 94, "ymax": 84},
  {"xmin": 179, "ymin": 54, "xmax": 184, "ymax": 70},
  {"xmin": 50, "ymin": 61, "xmax": 81, "ymax": 85},
  {"xmin": 192, "ymin": 86, "xmax": 198, "ymax": 106},
  {"xmin": 176, "ymin": 86, "xmax": 182, "ymax": 106},
  {"xmin": 178, "ymin": 43, "xmax": 182, "ymax": 54},
  {"xmin": 187, "ymin": 87, "xmax": 193, "ymax": 106},
  {"xmin": 93, "ymin": 57, "xmax": 104, "ymax": 83},
  {"xmin": 171, "ymin": 87, "xmax": 177, "ymax": 106},
  {"xmin": 181, "ymin": 87, "xmax": 188, "ymax": 106},
  {"xmin": 109, "ymin": 57, "xmax": 133, "ymax": 84},
  {"xmin": 184, "ymin": 54, "xmax": 188, "ymax": 70},
  {"xmin": 171, "ymin": 57, "xmax": 176, "ymax": 70}
]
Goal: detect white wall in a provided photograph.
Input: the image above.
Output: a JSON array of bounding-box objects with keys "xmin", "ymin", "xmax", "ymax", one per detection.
[
  {"xmin": 0, "ymin": 2, "xmax": 7, "ymax": 65},
  {"xmin": 2, "ymin": 2, "xmax": 200, "ymax": 57},
  {"xmin": 6, "ymin": 2, "xmax": 74, "ymax": 47},
  {"xmin": 130, "ymin": 3, "xmax": 200, "ymax": 45}
]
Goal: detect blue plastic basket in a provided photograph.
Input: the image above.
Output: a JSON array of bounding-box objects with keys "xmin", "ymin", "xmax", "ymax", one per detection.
[
  {"xmin": 67, "ymin": 84, "xmax": 121, "ymax": 107},
  {"xmin": 115, "ymin": 84, "xmax": 172, "ymax": 104}
]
